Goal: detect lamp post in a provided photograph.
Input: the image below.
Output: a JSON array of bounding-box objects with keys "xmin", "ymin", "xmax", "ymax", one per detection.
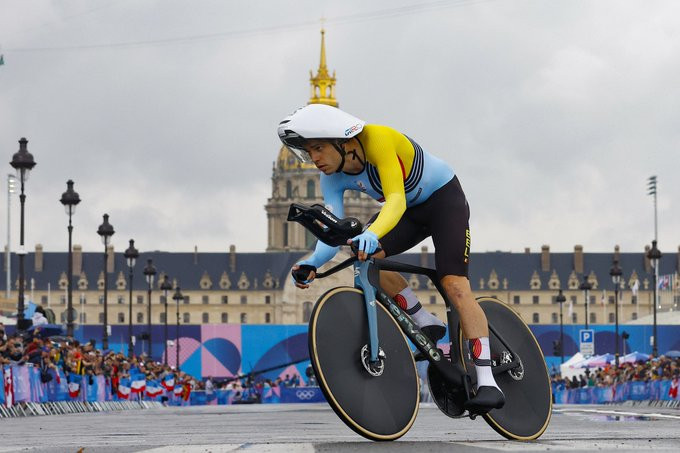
[
  {"xmin": 6, "ymin": 174, "xmax": 16, "ymax": 300},
  {"xmin": 97, "ymin": 214, "xmax": 114, "ymax": 349},
  {"xmin": 124, "ymin": 239, "xmax": 139, "ymax": 358},
  {"xmin": 143, "ymin": 259, "xmax": 156, "ymax": 359},
  {"xmin": 60, "ymin": 180, "xmax": 81, "ymax": 337},
  {"xmin": 609, "ymin": 259, "xmax": 623, "ymax": 366},
  {"xmin": 647, "ymin": 240, "xmax": 662, "ymax": 357},
  {"xmin": 172, "ymin": 286, "xmax": 183, "ymax": 371},
  {"xmin": 9, "ymin": 138, "xmax": 36, "ymax": 331},
  {"xmin": 160, "ymin": 275, "xmax": 173, "ymax": 365},
  {"xmin": 579, "ymin": 274, "xmax": 592, "ymax": 329},
  {"xmin": 556, "ymin": 289, "xmax": 566, "ymax": 364}
]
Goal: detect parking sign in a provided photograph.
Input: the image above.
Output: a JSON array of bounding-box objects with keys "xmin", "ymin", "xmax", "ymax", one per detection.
[{"xmin": 579, "ymin": 329, "xmax": 595, "ymax": 357}]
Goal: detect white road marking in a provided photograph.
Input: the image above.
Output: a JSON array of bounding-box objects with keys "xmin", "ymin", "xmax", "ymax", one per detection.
[
  {"xmin": 554, "ymin": 407, "xmax": 680, "ymax": 420},
  {"xmin": 137, "ymin": 444, "xmax": 316, "ymax": 453}
]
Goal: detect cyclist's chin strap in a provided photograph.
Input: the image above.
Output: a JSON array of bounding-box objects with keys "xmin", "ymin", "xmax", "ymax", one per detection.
[{"xmin": 332, "ymin": 141, "xmax": 347, "ymax": 173}]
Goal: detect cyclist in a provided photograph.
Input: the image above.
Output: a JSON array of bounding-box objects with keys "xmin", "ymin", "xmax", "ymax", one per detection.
[{"xmin": 278, "ymin": 104, "xmax": 504, "ymax": 412}]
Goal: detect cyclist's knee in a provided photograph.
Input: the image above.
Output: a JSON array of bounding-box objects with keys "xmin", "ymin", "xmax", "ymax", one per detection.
[{"xmin": 441, "ymin": 275, "xmax": 472, "ymax": 302}]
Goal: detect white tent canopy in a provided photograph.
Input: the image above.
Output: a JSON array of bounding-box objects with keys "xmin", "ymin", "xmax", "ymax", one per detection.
[{"xmin": 560, "ymin": 352, "xmax": 586, "ymax": 380}]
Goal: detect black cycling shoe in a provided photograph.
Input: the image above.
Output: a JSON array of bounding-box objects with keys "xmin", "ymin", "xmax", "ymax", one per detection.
[
  {"xmin": 421, "ymin": 325, "xmax": 446, "ymax": 344},
  {"xmin": 464, "ymin": 386, "xmax": 505, "ymax": 414}
]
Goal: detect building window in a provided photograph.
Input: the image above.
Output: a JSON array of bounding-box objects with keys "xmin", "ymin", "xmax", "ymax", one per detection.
[
  {"xmin": 80, "ymin": 313, "xmax": 87, "ymax": 323},
  {"xmin": 117, "ymin": 296, "xmax": 124, "ymax": 305},
  {"xmin": 590, "ymin": 312, "xmax": 596, "ymax": 324},
  {"xmin": 202, "ymin": 295, "xmax": 209, "ymax": 304},
  {"xmin": 99, "ymin": 296, "xmax": 104, "ymax": 305},
  {"xmin": 99, "ymin": 312, "xmax": 105, "ymax": 323},
  {"xmin": 41, "ymin": 295, "xmax": 48, "ymax": 305},
  {"xmin": 183, "ymin": 313, "xmax": 190, "ymax": 323},
  {"xmin": 570, "ymin": 295, "xmax": 577, "ymax": 305},
  {"xmin": 137, "ymin": 295, "xmax": 144, "ymax": 304},
  {"xmin": 60, "ymin": 311, "xmax": 67, "ymax": 323},
  {"xmin": 60, "ymin": 295, "xmax": 66, "ymax": 305},
  {"xmin": 286, "ymin": 180, "xmax": 292, "ymax": 199},
  {"xmin": 551, "ymin": 313, "xmax": 558, "ymax": 323},
  {"xmin": 283, "ymin": 223, "xmax": 288, "ymax": 247},
  {"xmin": 306, "ymin": 179, "xmax": 315, "ymax": 199},
  {"xmin": 608, "ymin": 296, "xmax": 615, "ymax": 305},
  {"xmin": 160, "ymin": 295, "xmax": 167, "ymax": 305},
  {"xmin": 222, "ymin": 295, "xmax": 229, "ymax": 304},
  {"xmin": 551, "ymin": 296, "xmax": 557, "ymax": 304},
  {"xmin": 240, "ymin": 295, "xmax": 247, "ymax": 305},
  {"xmin": 184, "ymin": 296, "xmax": 190, "ymax": 304},
  {"xmin": 589, "ymin": 296, "xmax": 596, "ymax": 305},
  {"xmin": 221, "ymin": 313, "xmax": 228, "ymax": 323},
  {"xmin": 265, "ymin": 313, "xmax": 271, "ymax": 323},
  {"xmin": 532, "ymin": 296, "xmax": 539, "ymax": 305},
  {"xmin": 265, "ymin": 295, "xmax": 271, "ymax": 305},
  {"xmin": 302, "ymin": 301, "xmax": 313, "ymax": 323},
  {"xmin": 118, "ymin": 313, "xmax": 125, "ymax": 323},
  {"xmin": 80, "ymin": 295, "xmax": 87, "ymax": 305},
  {"xmin": 532, "ymin": 313, "xmax": 539, "ymax": 323},
  {"xmin": 430, "ymin": 295, "xmax": 436, "ymax": 304},
  {"xmin": 160, "ymin": 313, "xmax": 166, "ymax": 323},
  {"xmin": 137, "ymin": 313, "xmax": 144, "ymax": 323},
  {"xmin": 513, "ymin": 295, "xmax": 520, "ymax": 305},
  {"xmin": 608, "ymin": 313, "xmax": 615, "ymax": 323},
  {"xmin": 571, "ymin": 313, "xmax": 577, "ymax": 323},
  {"xmin": 305, "ymin": 229, "xmax": 315, "ymax": 249},
  {"xmin": 240, "ymin": 313, "xmax": 247, "ymax": 324},
  {"xmin": 631, "ymin": 312, "xmax": 638, "ymax": 320},
  {"xmin": 631, "ymin": 295, "xmax": 637, "ymax": 305},
  {"xmin": 202, "ymin": 313, "xmax": 209, "ymax": 323}
]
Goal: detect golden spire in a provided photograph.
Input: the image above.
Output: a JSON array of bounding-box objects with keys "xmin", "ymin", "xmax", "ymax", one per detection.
[{"xmin": 309, "ymin": 28, "xmax": 338, "ymax": 107}]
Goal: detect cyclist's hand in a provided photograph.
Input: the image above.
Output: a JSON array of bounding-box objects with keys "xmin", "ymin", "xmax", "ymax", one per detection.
[
  {"xmin": 349, "ymin": 230, "xmax": 379, "ymax": 261},
  {"xmin": 291, "ymin": 264, "xmax": 317, "ymax": 289}
]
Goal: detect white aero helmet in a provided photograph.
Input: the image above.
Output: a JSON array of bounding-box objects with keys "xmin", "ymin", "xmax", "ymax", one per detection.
[{"xmin": 278, "ymin": 104, "xmax": 366, "ymax": 166}]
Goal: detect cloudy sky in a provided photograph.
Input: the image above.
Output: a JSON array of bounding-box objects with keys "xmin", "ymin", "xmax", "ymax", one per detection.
[{"xmin": 0, "ymin": 0, "xmax": 678, "ymax": 256}]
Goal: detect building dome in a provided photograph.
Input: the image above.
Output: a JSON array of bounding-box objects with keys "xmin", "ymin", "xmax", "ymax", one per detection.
[{"xmin": 277, "ymin": 146, "xmax": 317, "ymax": 172}]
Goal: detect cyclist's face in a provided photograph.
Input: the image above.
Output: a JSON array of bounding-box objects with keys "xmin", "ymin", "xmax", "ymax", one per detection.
[{"xmin": 304, "ymin": 140, "xmax": 340, "ymax": 174}]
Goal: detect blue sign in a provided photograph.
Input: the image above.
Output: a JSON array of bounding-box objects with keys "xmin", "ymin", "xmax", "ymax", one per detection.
[{"xmin": 579, "ymin": 329, "xmax": 595, "ymax": 356}]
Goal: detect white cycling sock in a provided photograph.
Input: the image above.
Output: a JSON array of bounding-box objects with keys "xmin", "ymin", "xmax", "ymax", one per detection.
[
  {"xmin": 394, "ymin": 286, "xmax": 445, "ymax": 328},
  {"xmin": 469, "ymin": 337, "xmax": 502, "ymax": 391}
]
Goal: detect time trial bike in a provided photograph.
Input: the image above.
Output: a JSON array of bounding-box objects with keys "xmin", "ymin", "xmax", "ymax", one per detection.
[{"xmin": 288, "ymin": 203, "xmax": 552, "ymax": 441}]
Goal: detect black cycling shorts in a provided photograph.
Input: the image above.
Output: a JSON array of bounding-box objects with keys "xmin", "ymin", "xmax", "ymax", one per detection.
[{"xmin": 368, "ymin": 175, "xmax": 470, "ymax": 280}]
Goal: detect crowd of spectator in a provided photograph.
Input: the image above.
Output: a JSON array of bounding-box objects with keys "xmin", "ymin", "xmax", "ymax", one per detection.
[
  {"xmin": 551, "ymin": 355, "xmax": 680, "ymax": 391},
  {"xmin": 0, "ymin": 320, "xmax": 195, "ymax": 393}
]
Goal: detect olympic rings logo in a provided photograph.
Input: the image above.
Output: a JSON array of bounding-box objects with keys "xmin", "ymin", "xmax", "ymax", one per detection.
[{"xmin": 295, "ymin": 389, "xmax": 316, "ymax": 400}]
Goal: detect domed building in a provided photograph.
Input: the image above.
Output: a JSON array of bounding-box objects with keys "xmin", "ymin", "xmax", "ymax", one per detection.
[{"xmin": 265, "ymin": 29, "xmax": 378, "ymax": 252}]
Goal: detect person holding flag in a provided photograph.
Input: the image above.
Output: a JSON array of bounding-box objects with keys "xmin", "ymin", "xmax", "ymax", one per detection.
[{"xmin": 67, "ymin": 373, "xmax": 82, "ymax": 398}]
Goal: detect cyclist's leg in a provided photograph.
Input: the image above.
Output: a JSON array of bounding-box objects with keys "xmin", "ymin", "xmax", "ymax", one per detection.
[
  {"xmin": 367, "ymin": 212, "xmax": 446, "ymax": 341},
  {"xmin": 427, "ymin": 176, "xmax": 504, "ymax": 411}
]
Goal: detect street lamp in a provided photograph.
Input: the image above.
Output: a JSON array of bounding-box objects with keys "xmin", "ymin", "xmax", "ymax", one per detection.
[
  {"xmin": 9, "ymin": 137, "xmax": 36, "ymax": 331},
  {"xmin": 124, "ymin": 239, "xmax": 139, "ymax": 358},
  {"xmin": 60, "ymin": 180, "xmax": 81, "ymax": 337},
  {"xmin": 143, "ymin": 259, "xmax": 156, "ymax": 359},
  {"xmin": 97, "ymin": 214, "xmax": 114, "ymax": 349},
  {"xmin": 160, "ymin": 275, "xmax": 173, "ymax": 365},
  {"xmin": 647, "ymin": 240, "xmax": 662, "ymax": 357},
  {"xmin": 609, "ymin": 259, "xmax": 623, "ymax": 366},
  {"xmin": 172, "ymin": 286, "xmax": 184, "ymax": 371},
  {"xmin": 579, "ymin": 274, "xmax": 592, "ymax": 329},
  {"xmin": 6, "ymin": 174, "xmax": 17, "ymax": 300},
  {"xmin": 556, "ymin": 289, "xmax": 566, "ymax": 364}
]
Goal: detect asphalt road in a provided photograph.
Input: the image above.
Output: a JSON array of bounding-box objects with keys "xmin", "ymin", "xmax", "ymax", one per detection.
[{"xmin": 0, "ymin": 403, "xmax": 678, "ymax": 453}]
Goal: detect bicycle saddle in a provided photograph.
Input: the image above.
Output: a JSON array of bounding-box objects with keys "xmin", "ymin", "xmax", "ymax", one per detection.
[{"xmin": 287, "ymin": 203, "xmax": 363, "ymax": 247}]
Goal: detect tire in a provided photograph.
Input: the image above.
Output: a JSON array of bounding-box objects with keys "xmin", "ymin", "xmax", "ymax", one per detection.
[
  {"xmin": 459, "ymin": 297, "xmax": 552, "ymax": 440},
  {"xmin": 309, "ymin": 287, "xmax": 419, "ymax": 441}
]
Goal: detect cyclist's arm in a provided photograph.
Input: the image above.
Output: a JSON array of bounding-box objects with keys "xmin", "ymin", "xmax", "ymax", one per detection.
[
  {"xmin": 298, "ymin": 175, "xmax": 345, "ymax": 269},
  {"xmin": 365, "ymin": 146, "xmax": 406, "ymax": 238}
]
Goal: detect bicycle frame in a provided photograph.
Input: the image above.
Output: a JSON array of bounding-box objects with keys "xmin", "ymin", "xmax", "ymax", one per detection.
[{"xmin": 346, "ymin": 256, "xmax": 522, "ymax": 389}]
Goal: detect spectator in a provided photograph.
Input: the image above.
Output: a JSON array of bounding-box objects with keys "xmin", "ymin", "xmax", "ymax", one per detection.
[{"xmin": 32, "ymin": 306, "xmax": 49, "ymax": 327}]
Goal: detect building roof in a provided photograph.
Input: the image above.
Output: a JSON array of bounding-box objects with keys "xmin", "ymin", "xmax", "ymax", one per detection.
[{"xmin": 2, "ymin": 248, "xmax": 676, "ymax": 293}]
